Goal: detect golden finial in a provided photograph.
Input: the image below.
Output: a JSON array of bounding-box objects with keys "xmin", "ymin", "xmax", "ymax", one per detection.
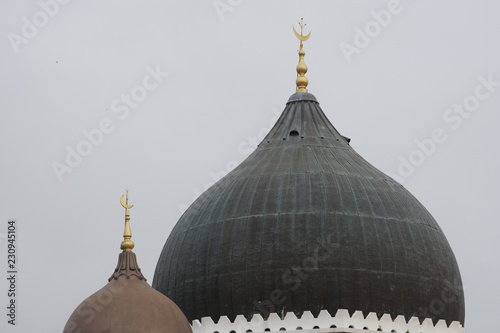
[
  {"xmin": 120, "ymin": 189, "xmax": 134, "ymax": 251},
  {"xmin": 293, "ymin": 18, "xmax": 311, "ymax": 93}
]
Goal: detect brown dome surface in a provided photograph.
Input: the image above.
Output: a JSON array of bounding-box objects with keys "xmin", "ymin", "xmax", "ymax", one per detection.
[{"xmin": 64, "ymin": 251, "xmax": 192, "ymax": 333}]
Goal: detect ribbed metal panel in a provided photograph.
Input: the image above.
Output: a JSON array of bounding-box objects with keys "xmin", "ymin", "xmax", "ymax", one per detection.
[{"xmin": 153, "ymin": 92, "xmax": 465, "ymax": 325}]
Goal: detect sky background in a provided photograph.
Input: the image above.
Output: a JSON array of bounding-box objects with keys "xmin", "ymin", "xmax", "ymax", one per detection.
[{"xmin": 0, "ymin": 1, "xmax": 498, "ymax": 332}]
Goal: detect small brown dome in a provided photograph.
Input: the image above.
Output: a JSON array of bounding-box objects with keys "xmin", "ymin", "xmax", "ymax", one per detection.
[{"xmin": 64, "ymin": 251, "xmax": 191, "ymax": 333}]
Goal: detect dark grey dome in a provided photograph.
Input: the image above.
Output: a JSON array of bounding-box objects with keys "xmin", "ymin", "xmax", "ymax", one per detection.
[{"xmin": 153, "ymin": 92, "xmax": 465, "ymax": 325}]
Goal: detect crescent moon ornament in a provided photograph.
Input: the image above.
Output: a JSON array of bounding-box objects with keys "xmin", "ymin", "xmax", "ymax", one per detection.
[
  {"xmin": 120, "ymin": 189, "xmax": 135, "ymax": 251},
  {"xmin": 293, "ymin": 25, "xmax": 311, "ymax": 41},
  {"xmin": 120, "ymin": 195, "xmax": 133, "ymax": 210}
]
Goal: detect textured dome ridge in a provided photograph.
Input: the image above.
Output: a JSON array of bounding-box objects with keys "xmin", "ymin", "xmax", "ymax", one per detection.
[
  {"xmin": 64, "ymin": 251, "xmax": 192, "ymax": 333},
  {"xmin": 153, "ymin": 92, "xmax": 465, "ymax": 326}
]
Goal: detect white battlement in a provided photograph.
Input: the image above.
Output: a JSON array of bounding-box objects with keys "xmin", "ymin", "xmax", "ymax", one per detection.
[{"xmin": 192, "ymin": 309, "xmax": 466, "ymax": 333}]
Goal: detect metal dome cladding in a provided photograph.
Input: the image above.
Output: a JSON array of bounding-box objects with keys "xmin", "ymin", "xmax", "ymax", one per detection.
[{"xmin": 153, "ymin": 92, "xmax": 465, "ymax": 326}]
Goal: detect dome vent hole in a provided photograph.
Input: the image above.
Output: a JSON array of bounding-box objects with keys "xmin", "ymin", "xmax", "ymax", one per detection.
[{"xmin": 289, "ymin": 130, "xmax": 299, "ymax": 137}]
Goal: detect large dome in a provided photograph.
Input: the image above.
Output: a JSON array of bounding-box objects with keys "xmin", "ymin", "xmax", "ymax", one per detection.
[{"xmin": 153, "ymin": 92, "xmax": 465, "ymax": 326}]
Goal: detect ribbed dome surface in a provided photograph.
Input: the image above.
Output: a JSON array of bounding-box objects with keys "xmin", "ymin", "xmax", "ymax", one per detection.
[
  {"xmin": 64, "ymin": 251, "xmax": 192, "ymax": 333},
  {"xmin": 153, "ymin": 93, "xmax": 465, "ymax": 325}
]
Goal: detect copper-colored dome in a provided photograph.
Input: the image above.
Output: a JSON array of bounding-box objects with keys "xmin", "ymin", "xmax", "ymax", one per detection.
[{"xmin": 64, "ymin": 251, "xmax": 192, "ymax": 333}]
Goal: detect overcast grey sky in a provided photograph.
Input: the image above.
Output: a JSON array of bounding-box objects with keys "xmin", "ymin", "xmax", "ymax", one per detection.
[{"xmin": 0, "ymin": 1, "xmax": 498, "ymax": 332}]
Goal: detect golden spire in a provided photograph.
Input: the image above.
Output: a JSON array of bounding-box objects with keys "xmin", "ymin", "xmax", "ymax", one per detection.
[
  {"xmin": 120, "ymin": 189, "xmax": 134, "ymax": 251},
  {"xmin": 293, "ymin": 18, "xmax": 311, "ymax": 93}
]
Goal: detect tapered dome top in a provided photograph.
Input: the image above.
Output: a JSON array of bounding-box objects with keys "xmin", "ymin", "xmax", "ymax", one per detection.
[
  {"xmin": 64, "ymin": 251, "xmax": 192, "ymax": 333},
  {"xmin": 153, "ymin": 92, "xmax": 465, "ymax": 327}
]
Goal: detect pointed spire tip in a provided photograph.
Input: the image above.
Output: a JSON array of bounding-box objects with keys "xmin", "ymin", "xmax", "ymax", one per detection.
[
  {"xmin": 120, "ymin": 189, "xmax": 134, "ymax": 251},
  {"xmin": 293, "ymin": 18, "xmax": 311, "ymax": 93}
]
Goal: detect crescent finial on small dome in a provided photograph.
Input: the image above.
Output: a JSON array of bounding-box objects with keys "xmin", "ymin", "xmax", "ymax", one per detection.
[{"xmin": 120, "ymin": 189, "xmax": 134, "ymax": 251}]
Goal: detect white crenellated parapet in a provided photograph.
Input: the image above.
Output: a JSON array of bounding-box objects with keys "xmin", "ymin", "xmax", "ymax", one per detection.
[{"xmin": 191, "ymin": 309, "xmax": 466, "ymax": 333}]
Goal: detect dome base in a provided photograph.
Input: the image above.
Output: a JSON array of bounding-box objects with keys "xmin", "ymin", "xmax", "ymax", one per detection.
[{"xmin": 192, "ymin": 310, "xmax": 466, "ymax": 333}]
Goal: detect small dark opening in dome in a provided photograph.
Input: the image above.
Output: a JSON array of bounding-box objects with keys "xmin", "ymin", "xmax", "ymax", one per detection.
[{"xmin": 289, "ymin": 130, "xmax": 299, "ymax": 136}]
